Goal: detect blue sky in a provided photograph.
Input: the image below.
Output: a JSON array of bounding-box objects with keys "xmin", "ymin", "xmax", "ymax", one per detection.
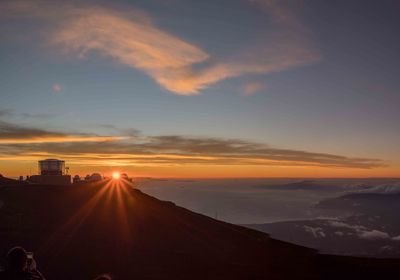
[{"xmin": 0, "ymin": 0, "xmax": 399, "ymax": 177}]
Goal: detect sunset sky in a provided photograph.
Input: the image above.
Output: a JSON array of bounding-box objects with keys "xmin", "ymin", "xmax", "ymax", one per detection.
[{"xmin": 1, "ymin": 0, "xmax": 399, "ymax": 177}]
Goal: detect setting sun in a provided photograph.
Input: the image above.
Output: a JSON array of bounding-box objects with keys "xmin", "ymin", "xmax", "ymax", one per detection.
[{"xmin": 112, "ymin": 171, "xmax": 120, "ymax": 180}]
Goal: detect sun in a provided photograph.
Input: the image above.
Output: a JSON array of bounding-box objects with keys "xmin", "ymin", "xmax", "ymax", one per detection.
[{"xmin": 112, "ymin": 171, "xmax": 121, "ymax": 180}]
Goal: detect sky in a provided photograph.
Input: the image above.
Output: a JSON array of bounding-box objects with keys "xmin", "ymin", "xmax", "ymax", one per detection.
[{"xmin": 0, "ymin": 0, "xmax": 399, "ymax": 178}]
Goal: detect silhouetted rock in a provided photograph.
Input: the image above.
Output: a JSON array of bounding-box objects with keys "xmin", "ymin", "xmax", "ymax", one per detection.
[{"xmin": 0, "ymin": 175, "xmax": 27, "ymax": 186}]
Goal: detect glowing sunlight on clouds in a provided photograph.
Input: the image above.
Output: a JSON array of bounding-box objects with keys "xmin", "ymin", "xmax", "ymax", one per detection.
[
  {"xmin": 50, "ymin": 6, "xmax": 210, "ymax": 95},
  {"xmin": 0, "ymin": 118, "xmax": 384, "ymax": 170},
  {"xmin": 1, "ymin": 0, "xmax": 320, "ymax": 95}
]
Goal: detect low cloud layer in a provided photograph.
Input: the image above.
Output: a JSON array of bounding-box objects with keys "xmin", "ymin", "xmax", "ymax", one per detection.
[
  {"xmin": 0, "ymin": 119, "xmax": 384, "ymax": 169},
  {"xmin": 350, "ymin": 184, "xmax": 400, "ymax": 194},
  {"xmin": 327, "ymin": 220, "xmax": 400, "ymax": 241},
  {"xmin": 1, "ymin": 0, "xmax": 320, "ymax": 95},
  {"xmin": 359, "ymin": 230, "xmax": 391, "ymax": 240}
]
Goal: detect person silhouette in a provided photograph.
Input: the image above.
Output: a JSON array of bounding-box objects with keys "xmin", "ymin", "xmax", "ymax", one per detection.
[{"xmin": 0, "ymin": 246, "xmax": 45, "ymax": 280}]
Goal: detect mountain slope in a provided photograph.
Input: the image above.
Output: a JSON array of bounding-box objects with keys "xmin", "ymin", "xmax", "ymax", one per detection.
[
  {"xmin": 0, "ymin": 175, "xmax": 27, "ymax": 186},
  {"xmin": 0, "ymin": 181, "xmax": 399, "ymax": 279}
]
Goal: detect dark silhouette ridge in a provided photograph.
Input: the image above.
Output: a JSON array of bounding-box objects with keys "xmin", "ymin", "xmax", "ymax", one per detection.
[
  {"xmin": 0, "ymin": 175, "xmax": 27, "ymax": 186},
  {"xmin": 0, "ymin": 181, "xmax": 399, "ymax": 279}
]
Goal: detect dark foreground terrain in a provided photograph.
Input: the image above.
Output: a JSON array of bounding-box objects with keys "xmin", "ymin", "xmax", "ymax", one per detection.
[{"xmin": 0, "ymin": 180, "xmax": 400, "ymax": 280}]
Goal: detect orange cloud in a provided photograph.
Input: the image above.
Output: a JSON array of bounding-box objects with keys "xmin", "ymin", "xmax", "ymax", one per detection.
[
  {"xmin": 0, "ymin": 136, "xmax": 125, "ymax": 144},
  {"xmin": 1, "ymin": 1, "xmax": 321, "ymax": 95},
  {"xmin": 0, "ymin": 119, "xmax": 391, "ymax": 177},
  {"xmin": 50, "ymin": 6, "xmax": 209, "ymax": 95},
  {"xmin": 0, "ymin": 118, "xmax": 124, "ymax": 144},
  {"xmin": 0, "ymin": 118, "xmax": 385, "ymax": 169}
]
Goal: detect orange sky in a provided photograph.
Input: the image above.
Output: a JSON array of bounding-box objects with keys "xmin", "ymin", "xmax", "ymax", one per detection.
[{"xmin": 1, "ymin": 158, "xmax": 399, "ymax": 179}]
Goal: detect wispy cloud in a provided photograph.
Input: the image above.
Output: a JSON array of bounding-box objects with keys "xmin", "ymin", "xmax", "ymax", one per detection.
[
  {"xmin": 242, "ymin": 81, "xmax": 266, "ymax": 96},
  {"xmin": 1, "ymin": 0, "xmax": 321, "ymax": 95},
  {"xmin": 0, "ymin": 119, "xmax": 123, "ymax": 144},
  {"xmin": 0, "ymin": 109, "xmax": 13, "ymax": 117},
  {"xmin": 249, "ymin": 0, "xmax": 308, "ymax": 31},
  {"xmin": 0, "ymin": 119, "xmax": 384, "ymax": 169},
  {"xmin": 0, "ymin": 108, "xmax": 55, "ymax": 119},
  {"xmin": 358, "ymin": 229, "xmax": 391, "ymax": 240}
]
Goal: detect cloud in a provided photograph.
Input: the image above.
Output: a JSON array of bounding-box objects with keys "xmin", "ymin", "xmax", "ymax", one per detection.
[
  {"xmin": 52, "ymin": 83, "xmax": 62, "ymax": 93},
  {"xmin": 350, "ymin": 184, "xmax": 400, "ymax": 195},
  {"xmin": 0, "ymin": 119, "xmax": 385, "ymax": 169},
  {"xmin": 249, "ymin": 0, "xmax": 308, "ymax": 31},
  {"xmin": 358, "ymin": 230, "xmax": 391, "ymax": 240},
  {"xmin": 304, "ymin": 226, "xmax": 325, "ymax": 238},
  {"xmin": 0, "ymin": 119, "xmax": 123, "ymax": 144},
  {"xmin": 96, "ymin": 124, "xmax": 141, "ymax": 137},
  {"xmin": 1, "ymin": 1, "xmax": 321, "ymax": 95},
  {"xmin": 20, "ymin": 112, "xmax": 55, "ymax": 119},
  {"xmin": 0, "ymin": 109, "xmax": 13, "ymax": 117},
  {"xmin": 0, "ymin": 108, "xmax": 55, "ymax": 119},
  {"xmin": 327, "ymin": 221, "xmax": 367, "ymax": 231},
  {"xmin": 0, "ymin": 136, "xmax": 124, "ymax": 144},
  {"xmin": 392, "ymin": 235, "xmax": 400, "ymax": 241},
  {"xmin": 327, "ymin": 220, "xmax": 400, "ymax": 241},
  {"xmin": 242, "ymin": 81, "xmax": 266, "ymax": 96}
]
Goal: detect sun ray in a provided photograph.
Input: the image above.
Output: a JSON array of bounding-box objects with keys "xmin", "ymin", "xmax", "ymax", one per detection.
[{"xmin": 38, "ymin": 180, "xmax": 112, "ymax": 258}]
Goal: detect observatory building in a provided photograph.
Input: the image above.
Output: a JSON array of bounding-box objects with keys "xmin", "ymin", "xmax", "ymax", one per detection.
[{"xmin": 29, "ymin": 159, "xmax": 71, "ymax": 185}]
